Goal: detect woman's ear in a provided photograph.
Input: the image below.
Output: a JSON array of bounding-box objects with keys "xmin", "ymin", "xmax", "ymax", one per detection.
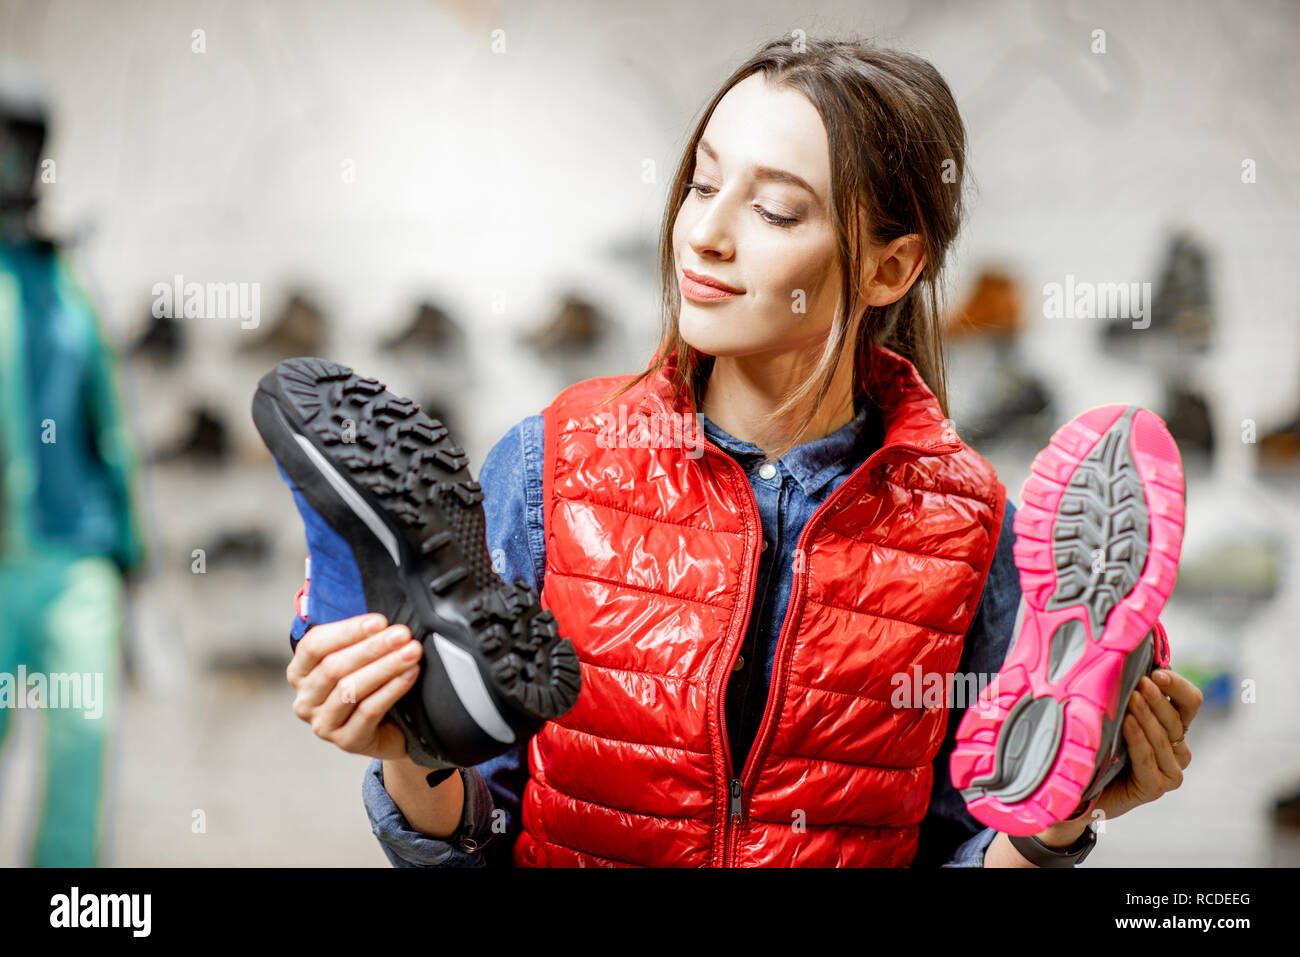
[{"xmin": 860, "ymin": 234, "xmax": 927, "ymax": 308}]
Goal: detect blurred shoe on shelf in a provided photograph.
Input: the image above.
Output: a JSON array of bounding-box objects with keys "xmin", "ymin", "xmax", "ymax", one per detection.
[
  {"xmin": 206, "ymin": 527, "xmax": 273, "ymax": 567},
  {"xmin": 205, "ymin": 648, "xmax": 298, "ymax": 682},
  {"xmin": 1161, "ymin": 380, "xmax": 1214, "ymax": 463},
  {"xmin": 1257, "ymin": 412, "xmax": 1300, "ymax": 472},
  {"xmin": 601, "ymin": 230, "xmax": 658, "ymax": 281},
  {"xmin": 1275, "ymin": 787, "xmax": 1300, "ymax": 829},
  {"xmin": 519, "ymin": 292, "xmax": 607, "ymax": 355},
  {"xmin": 381, "ymin": 300, "xmax": 464, "ymax": 355},
  {"xmin": 1273, "ymin": 787, "xmax": 1300, "ymax": 866},
  {"xmin": 951, "ymin": 350, "xmax": 1054, "ymax": 447},
  {"xmin": 240, "ymin": 291, "xmax": 327, "ymax": 358},
  {"xmin": 130, "ymin": 306, "xmax": 183, "ymax": 364},
  {"xmin": 1102, "ymin": 231, "xmax": 1213, "ymax": 356},
  {"xmin": 945, "ymin": 269, "xmax": 1023, "ymax": 342},
  {"xmin": 152, "ymin": 406, "xmax": 230, "ymax": 464}
]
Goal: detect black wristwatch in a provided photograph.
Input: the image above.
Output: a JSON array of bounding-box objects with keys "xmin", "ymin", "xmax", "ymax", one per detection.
[{"xmin": 1008, "ymin": 825, "xmax": 1097, "ymax": 868}]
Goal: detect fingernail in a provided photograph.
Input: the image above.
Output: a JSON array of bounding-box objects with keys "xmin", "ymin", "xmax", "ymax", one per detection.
[
  {"xmin": 1152, "ymin": 670, "xmax": 1169, "ymax": 685},
  {"xmin": 400, "ymin": 641, "xmax": 422, "ymax": 659},
  {"xmin": 387, "ymin": 627, "xmax": 407, "ymax": 647},
  {"xmin": 366, "ymin": 614, "xmax": 387, "ymax": 631}
]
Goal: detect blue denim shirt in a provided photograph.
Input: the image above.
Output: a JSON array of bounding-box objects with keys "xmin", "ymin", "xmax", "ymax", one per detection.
[{"xmin": 363, "ymin": 399, "xmax": 1022, "ymax": 868}]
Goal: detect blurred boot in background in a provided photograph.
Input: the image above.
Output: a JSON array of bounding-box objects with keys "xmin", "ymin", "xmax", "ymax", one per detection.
[
  {"xmin": 1103, "ymin": 230, "xmax": 1214, "ymax": 357},
  {"xmin": 1161, "ymin": 378, "xmax": 1215, "ymax": 466},
  {"xmin": 381, "ymin": 300, "xmax": 464, "ymax": 355},
  {"xmin": 945, "ymin": 269, "xmax": 1022, "ymax": 342},
  {"xmin": 944, "ymin": 269, "xmax": 1055, "ymax": 447},
  {"xmin": 1257, "ymin": 346, "xmax": 1300, "ymax": 472},
  {"xmin": 956, "ymin": 354, "xmax": 1054, "ymax": 447},
  {"xmin": 240, "ymin": 290, "xmax": 328, "ymax": 358},
  {"xmin": 129, "ymin": 303, "xmax": 183, "ymax": 365},
  {"xmin": 1258, "ymin": 414, "xmax": 1300, "ymax": 471},
  {"xmin": 520, "ymin": 291, "xmax": 607, "ymax": 355},
  {"xmin": 151, "ymin": 405, "xmax": 230, "ymax": 464}
]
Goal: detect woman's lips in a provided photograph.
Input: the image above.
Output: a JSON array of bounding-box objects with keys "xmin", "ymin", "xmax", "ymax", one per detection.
[{"xmin": 680, "ymin": 269, "xmax": 743, "ymax": 302}]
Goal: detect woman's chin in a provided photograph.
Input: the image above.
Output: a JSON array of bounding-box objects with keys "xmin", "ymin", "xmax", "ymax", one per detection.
[{"xmin": 679, "ymin": 310, "xmax": 751, "ymax": 357}]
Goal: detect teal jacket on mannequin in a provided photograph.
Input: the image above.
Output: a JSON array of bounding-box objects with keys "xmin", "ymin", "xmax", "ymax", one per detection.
[{"xmin": 0, "ymin": 236, "xmax": 144, "ymax": 571}]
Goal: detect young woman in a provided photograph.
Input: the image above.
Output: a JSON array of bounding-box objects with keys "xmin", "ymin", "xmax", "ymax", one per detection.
[{"xmin": 279, "ymin": 36, "xmax": 1201, "ymax": 867}]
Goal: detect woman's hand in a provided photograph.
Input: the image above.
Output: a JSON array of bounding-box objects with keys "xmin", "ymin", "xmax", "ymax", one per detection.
[
  {"xmin": 285, "ymin": 613, "xmax": 423, "ymax": 760},
  {"xmin": 990, "ymin": 660, "xmax": 1204, "ymax": 865},
  {"xmin": 1093, "ymin": 666, "xmax": 1203, "ymax": 821}
]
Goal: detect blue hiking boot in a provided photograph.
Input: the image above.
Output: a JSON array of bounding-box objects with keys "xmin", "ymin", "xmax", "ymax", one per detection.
[{"xmin": 251, "ymin": 357, "xmax": 581, "ymax": 769}]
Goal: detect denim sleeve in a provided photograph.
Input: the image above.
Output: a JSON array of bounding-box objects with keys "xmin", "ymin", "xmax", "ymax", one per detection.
[
  {"xmin": 918, "ymin": 498, "xmax": 1021, "ymax": 867},
  {"xmin": 361, "ymin": 415, "xmax": 546, "ymax": 867},
  {"xmin": 363, "ymin": 760, "xmax": 494, "ymax": 867}
]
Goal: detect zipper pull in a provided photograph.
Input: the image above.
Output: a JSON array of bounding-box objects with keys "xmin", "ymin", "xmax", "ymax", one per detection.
[{"xmin": 729, "ymin": 778, "xmax": 743, "ymax": 821}]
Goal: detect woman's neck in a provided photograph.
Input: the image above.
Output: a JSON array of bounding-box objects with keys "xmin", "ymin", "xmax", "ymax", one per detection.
[{"xmin": 698, "ymin": 346, "xmax": 858, "ymax": 458}]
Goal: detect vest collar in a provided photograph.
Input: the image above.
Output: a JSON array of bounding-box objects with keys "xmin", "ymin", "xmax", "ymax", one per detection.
[{"xmin": 630, "ymin": 342, "xmax": 963, "ymax": 458}]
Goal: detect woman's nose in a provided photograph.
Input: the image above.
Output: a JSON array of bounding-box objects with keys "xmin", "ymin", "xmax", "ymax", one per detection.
[{"xmin": 687, "ymin": 196, "xmax": 736, "ymax": 260}]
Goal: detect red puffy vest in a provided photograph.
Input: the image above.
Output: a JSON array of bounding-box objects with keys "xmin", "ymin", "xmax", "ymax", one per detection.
[{"xmin": 512, "ymin": 343, "xmax": 1007, "ymax": 867}]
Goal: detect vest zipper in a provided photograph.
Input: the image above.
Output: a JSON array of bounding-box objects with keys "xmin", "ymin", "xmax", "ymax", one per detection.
[
  {"xmin": 689, "ymin": 389, "xmax": 960, "ymax": 866},
  {"xmin": 722, "ymin": 440, "xmax": 955, "ymax": 868},
  {"xmin": 697, "ymin": 440, "xmax": 763, "ymax": 868}
]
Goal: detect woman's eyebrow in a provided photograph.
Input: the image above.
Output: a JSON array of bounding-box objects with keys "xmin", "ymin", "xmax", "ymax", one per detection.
[{"xmin": 698, "ymin": 138, "xmax": 820, "ymax": 202}]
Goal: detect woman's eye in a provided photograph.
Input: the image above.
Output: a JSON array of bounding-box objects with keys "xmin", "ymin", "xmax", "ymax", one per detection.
[
  {"xmin": 686, "ymin": 182, "xmax": 797, "ymax": 227},
  {"xmin": 756, "ymin": 206, "xmax": 798, "ymax": 227}
]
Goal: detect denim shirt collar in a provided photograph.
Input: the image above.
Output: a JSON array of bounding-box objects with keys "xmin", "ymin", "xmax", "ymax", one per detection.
[{"xmin": 699, "ymin": 396, "xmax": 880, "ymax": 498}]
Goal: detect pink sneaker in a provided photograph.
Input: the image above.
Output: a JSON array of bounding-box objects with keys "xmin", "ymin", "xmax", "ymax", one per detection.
[{"xmin": 950, "ymin": 405, "xmax": 1185, "ymax": 835}]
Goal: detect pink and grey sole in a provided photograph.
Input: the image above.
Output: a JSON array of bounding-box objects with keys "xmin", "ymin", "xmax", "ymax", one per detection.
[{"xmin": 950, "ymin": 404, "xmax": 1185, "ymax": 836}]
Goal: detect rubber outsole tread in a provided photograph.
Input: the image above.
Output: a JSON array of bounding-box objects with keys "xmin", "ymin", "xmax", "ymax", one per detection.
[
  {"xmin": 950, "ymin": 404, "xmax": 1185, "ymax": 835},
  {"xmin": 256, "ymin": 358, "xmax": 581, "ymax": 746}
]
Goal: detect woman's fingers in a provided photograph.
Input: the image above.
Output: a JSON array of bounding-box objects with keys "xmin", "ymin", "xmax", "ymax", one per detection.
[
  {"xmin": 1121, "ymin": 710, "xmax": 1163, "ymax": 799},
  {"xmin": 1126, "ymin": 686, "xmax": 1184, "ymax": 789},
  {"xmin": 286, "ymin": 613, "xmax": 388, "ymax": 684},
  {"xmin": 297, "ymin": 624, "xmax": 413, "ymax": 709},
  {"xmin": 1152, "ymin": 668, "xmax": 1204, "ymax": 731},
  {"xmin": 308, "ymin": 639, "xmax": 423, "ymax": 738},
  {"xmin": 333, "ymin": 666, "xmax": 423, "ymax": 757},
  {"xmin": 1138, "ymin": 674, "xmax": 1190, "ymax": 764}
]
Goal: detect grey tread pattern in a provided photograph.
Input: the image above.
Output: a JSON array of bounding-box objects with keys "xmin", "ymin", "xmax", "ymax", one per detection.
[{"xmin": 1046, "ymin": 407, "xmax": 1150, "ymax": 639}]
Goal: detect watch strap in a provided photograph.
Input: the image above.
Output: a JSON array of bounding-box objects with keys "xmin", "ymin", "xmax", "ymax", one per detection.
[
  {"xmin": 1008, "ymin": 826, "xmax": 1097, "ymax": 868},
  {"xmin": 425, "ymin": 767, "xmax": 459, "ymax": 788}
]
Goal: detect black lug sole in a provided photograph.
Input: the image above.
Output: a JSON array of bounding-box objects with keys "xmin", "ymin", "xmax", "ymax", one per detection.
[{"xmin": 251, "ymin": 357, "xmax": 581, "ymax": 768}]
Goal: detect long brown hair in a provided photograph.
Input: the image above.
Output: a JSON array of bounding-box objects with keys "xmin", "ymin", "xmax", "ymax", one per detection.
[{"xmin": 605, "ymin": 35, "xmax": 967, "ymax": 458}]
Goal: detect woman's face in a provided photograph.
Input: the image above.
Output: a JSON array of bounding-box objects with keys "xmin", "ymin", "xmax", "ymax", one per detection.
[{"xmin": 673, "ymin": 72, "xmax": 843, "ymax": 359}]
